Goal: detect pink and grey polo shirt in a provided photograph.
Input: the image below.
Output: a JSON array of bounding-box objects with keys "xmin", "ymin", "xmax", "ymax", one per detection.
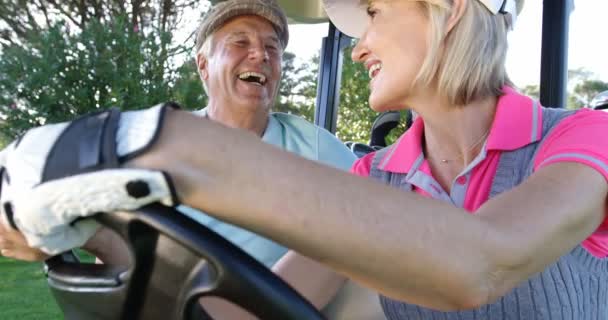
[{"xmin": 352, "ymin": 87, "xmax": 608, "ymax": 257}]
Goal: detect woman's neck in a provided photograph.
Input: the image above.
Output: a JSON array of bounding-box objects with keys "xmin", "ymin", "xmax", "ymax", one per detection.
[
  {"xmin": 408, "ymin": 91, "xmax": 497, "ymax": 191},
  {"xmin": 413, "ymin": 93, "xmax": 497, "ymax": 166}
]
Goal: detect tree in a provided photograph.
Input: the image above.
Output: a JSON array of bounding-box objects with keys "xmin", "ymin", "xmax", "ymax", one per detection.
[
  {"xmin": 519, "ymin": 69, "xmax": 608, "ymax": 110},
  {"xmin": 521, "ymin": 84, "xmax": 540, "ymax": 101},
  {"xmin": 172, "ymin": 59, "xmax": 208, "ymax": 109},
  {"xmin": 336, "ymin": 45, "xmax": 408, "ymax": 144},
  {"xmin": 0, "ymin": 15, "xmax": 205, "ymax": 140},
  {"xmin": 274, "ymin": 45, "xmax": 409, "ymax": 145},
  {"xmin": 0, "ymin": 0, "xmax": 201, "ymax": 47},
  {"xmin": 567, "ymin": 68, "xmax": 608, "ymax": 109},
  {"xmin": 274, "ymin": 51, "xmax": 315, "ymax": 121},
  {"xmin": 573, "ymin": 80, "xmax": 608, "ymax": 107}
]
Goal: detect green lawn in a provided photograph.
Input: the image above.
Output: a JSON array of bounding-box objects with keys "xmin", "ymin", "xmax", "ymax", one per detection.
[{"xmin": 0, "ymin": 257, "xmax": 62, "ymax": 319}]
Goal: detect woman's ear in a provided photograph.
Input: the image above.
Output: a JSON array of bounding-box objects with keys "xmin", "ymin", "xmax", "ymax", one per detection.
[{"xmin": 446, "ymin": 0, "xmax": 468, "ymax": 33}]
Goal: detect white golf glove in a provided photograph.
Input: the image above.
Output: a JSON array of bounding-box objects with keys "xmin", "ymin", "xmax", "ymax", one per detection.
[{"xmin": 0, "ymin": 103, "xmax": 180, "ymax": 255}]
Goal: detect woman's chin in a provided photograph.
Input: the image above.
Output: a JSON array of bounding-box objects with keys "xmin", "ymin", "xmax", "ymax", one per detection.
[{"xmin": 369, "ymin": 96, "xmax": 405, "ymax": 113}]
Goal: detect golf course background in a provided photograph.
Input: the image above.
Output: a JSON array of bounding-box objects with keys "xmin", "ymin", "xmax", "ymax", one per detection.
[{"xmin": 0, "ymin": 256, "xmax": 62, "ymax": 319}]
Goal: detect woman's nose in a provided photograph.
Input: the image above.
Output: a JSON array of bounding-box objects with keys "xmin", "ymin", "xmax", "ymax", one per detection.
[{"xmin": 351, "ymin": 32, "xmax": 370, "ymax": 63}]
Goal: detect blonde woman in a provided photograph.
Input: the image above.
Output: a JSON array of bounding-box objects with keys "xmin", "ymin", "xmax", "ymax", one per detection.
[{"xmin": 1, "ymin": 0, "xmax": 608, "ymax": 319}]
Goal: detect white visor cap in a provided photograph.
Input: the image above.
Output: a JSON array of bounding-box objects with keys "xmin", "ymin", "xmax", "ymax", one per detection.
[{"xmin": 322, "ymin": 0, "xmax": 523, "ymax": 38}]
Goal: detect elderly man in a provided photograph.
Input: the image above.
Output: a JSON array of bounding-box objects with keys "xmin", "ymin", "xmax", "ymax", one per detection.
[
  {"xmin": 185, "ymin": 0, "xmax": 356, "ymax": 317},
  {"xmin": 0, "ymin": 0, "xmax": 383, "ymax": 319},
  {"xmin": 187, "ymin": 0, "xmax": 354, "ymax": 268}
]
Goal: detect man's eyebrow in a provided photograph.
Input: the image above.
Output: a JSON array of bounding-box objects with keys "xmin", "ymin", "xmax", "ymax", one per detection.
[
  {"xmin": 227, "ymin": 31, "xmax": 249, "ymax": 38},
  {"xmin": 227, "ymin": 31, "xmax": 279, "ymax": 43},
  {"xmin": 267, "ymin": 35, "xmax": 280, "ymax": 45}
]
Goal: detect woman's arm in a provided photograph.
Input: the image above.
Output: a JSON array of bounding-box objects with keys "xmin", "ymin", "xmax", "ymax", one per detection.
[{"xmin": 132, "ymin": 109, "xmax": 607, "ymax": 311}]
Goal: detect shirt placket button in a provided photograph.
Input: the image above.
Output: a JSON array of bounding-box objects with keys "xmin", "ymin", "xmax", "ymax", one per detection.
[{"xmin": 456, "ymin": 175, "xmax": 468, "ymax": 185}]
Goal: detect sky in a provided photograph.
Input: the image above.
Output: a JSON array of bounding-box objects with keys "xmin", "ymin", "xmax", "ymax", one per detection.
[{"xmin": 284, "ymin": 0, "xmax": 608, "ymax": 87}]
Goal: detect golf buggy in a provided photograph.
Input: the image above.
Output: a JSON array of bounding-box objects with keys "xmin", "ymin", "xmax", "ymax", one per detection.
[
  {"xmin": 591, "ymin": 90, "xmax": 608, "ymax": 111},
  {"xmin": 42, "ymin": 0, "xmax": 576, "ymax": 319}
]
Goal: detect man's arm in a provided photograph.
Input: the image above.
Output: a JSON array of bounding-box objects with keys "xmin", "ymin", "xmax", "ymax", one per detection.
[
  {"xmin": 83, "ymin": 226, "xmax": 132, "ymax": 266},
  {"xmin": 272, "ymin": 251, "xmax": 346, "ymax": 309},
  {"xmin": 0, "ymin": 220, "xmax": 49, "ymax": 261},
  {"xmin": 200, "ymin": 252, "xmax": 345, "ymax": 320},
  {"xmin": 131, "ymin": 109, "xmax": 607, "ymax": 311}
]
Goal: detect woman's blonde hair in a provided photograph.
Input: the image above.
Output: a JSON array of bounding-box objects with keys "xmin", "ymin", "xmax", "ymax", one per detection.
[{"xmin": 413, "ymin": 0, "xmax": 514, "ymax": 106}]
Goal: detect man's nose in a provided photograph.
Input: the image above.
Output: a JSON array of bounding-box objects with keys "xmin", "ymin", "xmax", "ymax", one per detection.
[{"xmin": 249, "ymin": 44, "xmax": 269, "ymax": 62}]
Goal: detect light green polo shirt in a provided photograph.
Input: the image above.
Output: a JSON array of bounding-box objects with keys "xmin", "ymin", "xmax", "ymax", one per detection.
[{"xmin": 179, "ymin": 110, "xmax": 356, "ymax": 267}]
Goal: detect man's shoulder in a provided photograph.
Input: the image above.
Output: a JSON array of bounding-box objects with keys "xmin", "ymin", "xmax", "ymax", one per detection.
[
  {"xmin": 269, "ymin": 112, "xmax": 337, "ymax": 140},
  {"xmin": 269, "ymin": 112, "xmax": 343, "ymax": 144},
  {"xmin": 269, "ymin": 112, "xmax": 319, "ymax": 131},
  {"xmin": 269, "ymin": 112, "xmax": 356, "ymax": 170}
]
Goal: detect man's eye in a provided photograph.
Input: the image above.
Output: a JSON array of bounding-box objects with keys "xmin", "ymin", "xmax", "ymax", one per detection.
[
  {"xmin": 366, "ymin": 6, "xmax": 378, "ymax": 19},
  {"xmin": 235, "ymin": 39, "xmax": 249, "ymax": 46}
]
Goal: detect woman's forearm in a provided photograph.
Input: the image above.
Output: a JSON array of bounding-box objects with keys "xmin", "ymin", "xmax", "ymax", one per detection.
[{"xmin": 131, "ymin": 110, "xmax": 497, "ymax": 309}]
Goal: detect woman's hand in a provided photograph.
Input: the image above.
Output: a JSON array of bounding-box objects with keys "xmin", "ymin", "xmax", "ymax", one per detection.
[{"xmin": 0, "ymin": 221, "xmax": 49, "ymax": 261}]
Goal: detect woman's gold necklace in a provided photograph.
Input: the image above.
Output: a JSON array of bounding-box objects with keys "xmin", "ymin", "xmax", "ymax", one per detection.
[{"xmin": 427, "ymin": 128, "xmax": 491, "ymax": 164}]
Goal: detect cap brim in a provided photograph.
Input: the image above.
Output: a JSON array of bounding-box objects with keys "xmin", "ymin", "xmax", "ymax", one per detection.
[{"xmin": 322, "ymin": 0, "xmax": 368, "ymax": 38}]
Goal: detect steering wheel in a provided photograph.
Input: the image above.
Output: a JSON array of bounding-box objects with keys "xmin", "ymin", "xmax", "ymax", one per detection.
[{"xmin": 43, "ymin": 204, "xmax": 326, "ymax": 320}]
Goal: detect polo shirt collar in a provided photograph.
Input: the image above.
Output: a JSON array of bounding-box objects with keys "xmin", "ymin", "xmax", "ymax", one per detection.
[
  {"xmin": 195, "ymin": 107, "xmax": 277, "ymax": 145},
  {"xmin": 378, "ymin": 87, "xmax": 543, "ymax": 174}
]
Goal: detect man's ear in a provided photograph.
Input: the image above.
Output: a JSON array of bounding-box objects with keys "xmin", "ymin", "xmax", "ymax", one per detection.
[
  {"xmin": 446, "ymin": 0, "xmax": 467, "ymax": 33},
  {"xmin": 195, "ymin": 53, "xmax": 209, "ymax": 82}
]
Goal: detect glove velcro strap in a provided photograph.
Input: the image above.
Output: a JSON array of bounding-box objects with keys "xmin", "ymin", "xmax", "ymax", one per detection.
[
  {"xmin": 41, "ymin": 102, "xmax": 180, "ymax": 183},
  {"xmin": 42, "ymin": 108, "xmax": 121, "ymax": 182}
]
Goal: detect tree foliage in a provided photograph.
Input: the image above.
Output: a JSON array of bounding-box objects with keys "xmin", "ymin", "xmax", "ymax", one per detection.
[
  {"xmin": 0, "ymin": 0, "xmax": 200, "ymax": 47},
  {"xmin": 0, "ymin": 15, "xmax": 205, "ymax": 140},
  {"xmin": 573, "ymin": 80, "xmax": 608, "ymax": 107},
  {"xmin": 276, "ymin": 45, "xmax": 408, "ymax": 145},
  {"xmin": 521, "ymin": 84, "xmax": 540, "ymax": 101},
  {"xmin": 0, "ymin": 2, "xmax": 405, "ymax": 147},
  {"xmin": 274, "ymin": 51, "xmax": 316, "ymax": 121},
  {"xmin": 331, "ymin": 45, "xmax": 407, "ymax": 144},
  {"xmin": 518, "ymin": 68, "xmax": 608, "ymax": 110}
]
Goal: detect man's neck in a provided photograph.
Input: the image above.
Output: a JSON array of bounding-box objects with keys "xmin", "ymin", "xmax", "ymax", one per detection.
[{"xmin": 205, "ymin": 103, "xmax": 269, "ymax": 137}]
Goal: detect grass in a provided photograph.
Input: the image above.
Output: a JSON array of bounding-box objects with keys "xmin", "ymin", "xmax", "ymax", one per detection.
[
  {"xmin": 0, "ymin": 251, "xmax": 95, "ymax": 319},
  {"xmin": 0, "ymin": 257, "xmax": 62, "ymax": 319}
]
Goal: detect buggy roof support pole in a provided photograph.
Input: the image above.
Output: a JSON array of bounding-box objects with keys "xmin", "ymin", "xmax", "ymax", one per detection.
[
  {"xmin": 314, "ymin": 23, "xmax": 351, "ymax": 133},
  {"xmin": 539, "ymin": 0, "xmax": 573, "ymax": 108}
]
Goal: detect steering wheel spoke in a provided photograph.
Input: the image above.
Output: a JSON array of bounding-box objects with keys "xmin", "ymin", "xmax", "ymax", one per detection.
[{"xmin": 44, "ymin": 204, "xmax": 325, "ymax": 320}]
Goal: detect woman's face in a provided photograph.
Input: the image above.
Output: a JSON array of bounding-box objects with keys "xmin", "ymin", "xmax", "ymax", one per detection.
[{"xmin": 352, "ymin": 0, "xmax": 431, "ymax": 112}]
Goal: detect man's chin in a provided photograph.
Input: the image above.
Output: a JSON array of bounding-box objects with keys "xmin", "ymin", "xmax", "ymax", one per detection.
[{"xmin": 233, "ymin": 97, "xmax": 272, "ymax": 112}]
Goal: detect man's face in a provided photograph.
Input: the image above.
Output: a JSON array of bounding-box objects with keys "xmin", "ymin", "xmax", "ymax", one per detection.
[{"xmin": 197, "ymin": 15, "xmax": 283, "ymax": 113}]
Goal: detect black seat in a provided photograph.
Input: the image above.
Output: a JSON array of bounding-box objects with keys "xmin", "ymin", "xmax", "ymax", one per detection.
[
  {"xmin": 591, "ymin": 90, "xmax": 608, "ymax": 110},
  {"xmin": 369, "ymin": 111, "xmax": 402, "ymax": 148},
  {"xmin": 347, "ymin": 110, "xmax": 411, "ymax": 158}
]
